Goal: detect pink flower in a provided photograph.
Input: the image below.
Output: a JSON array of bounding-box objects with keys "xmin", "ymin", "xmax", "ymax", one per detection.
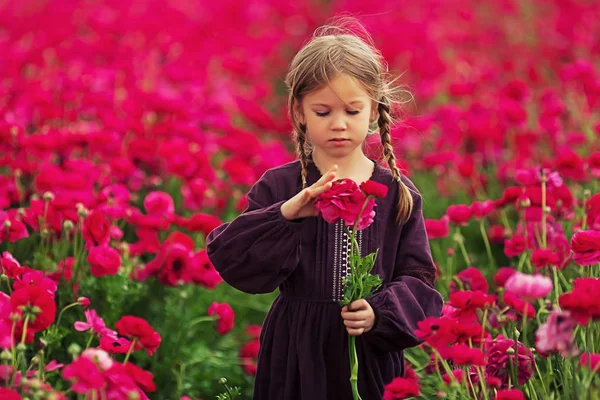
[
  {"xmin": 0, "ymin": 388, "xmax": 22, "ymax": 400},
  {"xmin": 505, "ymin": 272, "xmax": 553, "ymax": 300},
  {"xmin": 451, "ymin": 267, "xmax": 489, "ymax": 293},
  {"xmin": 315, "ymin": 179, "xmax": 375, "ymax": 231},
  {"xmin": 580, "ymin": 353, "xmax": 600, "ymax": 371},
  {"xmin": 531, "ymin": 248, "xmax": 560, "ymax": 269},
  {"xmin": 571, "ymin": 230, "xmax": 600, "ymax": 266},
  {"xmin": 87, "ymin": 245, "xmax": 121, "ymax": 277},
  {"xmin": 62, "ymin": 355, "xmax": 106, "ymax": 394},
  {"xmin": 190, "ymin": 250, "xmax": 222, "ymax": 289},
  {"xmin": 471, "ymin": 200, "xmax": 495, "ymax": 219},
  {"xmin": 13, "ymin": 270, "xmax": 58, "ymax": 297},
  {"xmin": 536, "ymin": 309, "xmax": 578, "ymax": 357},
  {"xmin": 360, "ymin": 180, "xmax": 388, "ymax": 198},
  {"xmin": 495, "ymin": 389, "xmax": 526, "ymax": 400},
  {"xmin": 486, "ymin": 339, "xmax": 534, "ymax": 388},
  {"xmin": 82, "ymin": 348, "xmax": 114, "ymax": 371},
  {"xmin": 446, "ymin": 204, "xmax": 472, "ymax": 226},
  {"xmin": 207, "ymin": 302, "xmax": 235, "ymax": 335},
  {"xmin": 425, "ymin": 216, "xmax": 450, "ymax": 239},
  {"xmin": 74, "ymin": 309, "xmax": 117, "ymax": 338},
  {"xmin": 82, "ymin": 210, "xmax": 111, "ymax": 250},
  {"xmin": 144, "ymin": 191, "xmax": 175, "ymax": 216}
]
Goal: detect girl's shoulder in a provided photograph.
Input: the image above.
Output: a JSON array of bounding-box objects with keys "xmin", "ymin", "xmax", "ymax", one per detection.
[{"xmin": 254, "ymin": 160, "xmax": 303, "ymax": 202}]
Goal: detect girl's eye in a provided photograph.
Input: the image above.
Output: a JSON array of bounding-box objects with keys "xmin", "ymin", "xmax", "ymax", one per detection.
[
  {"xmin": 316, "ymin": 112, "xmax": 329, "ymax": 117},
  {"xmin": 347, "ymin": 110, "xmax": 360, "ymax": 115}
]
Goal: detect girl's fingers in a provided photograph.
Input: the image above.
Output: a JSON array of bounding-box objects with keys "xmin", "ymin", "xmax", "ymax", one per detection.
[
  {"xmin": 346, "ymin": 327, "xmax": 365, "ymax": 336},
  {"xmin": 308, "ymin": 181, "xmax": 332, "ymax": 198},
  {"xmin": 341, "ymin": 310, "xmax": 369, "ymax": 321},
  {"xmin": 343, "ymin": 319, "xmax": 366, "ymax": 328},
  {"xmin": 312, "ymin": 165, "xmax": 338, "ymax": 188}
]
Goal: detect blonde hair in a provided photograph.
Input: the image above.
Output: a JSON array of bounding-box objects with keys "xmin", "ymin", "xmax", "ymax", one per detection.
[{"xmin": 284, "ymin": 16, "xmax": 415, "ymax": 224}]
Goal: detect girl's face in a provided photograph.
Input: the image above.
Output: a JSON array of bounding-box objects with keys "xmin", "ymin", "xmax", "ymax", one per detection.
[{"xmin": 296, "ymin": 73, "xmax": 377, "ymax": 160}]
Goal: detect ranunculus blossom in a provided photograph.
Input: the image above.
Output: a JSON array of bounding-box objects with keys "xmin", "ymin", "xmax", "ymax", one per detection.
[
  {"xmin": 586, "ymin": 193, "xmax": 600, "ymax": 230},
  {"xmin": 504, "ymin": 272, "xmax": 553, "ymax": 300},
  {"xmin": 382, "ymin": 376, "xmax": 420, "ymax": 400},
  {"xmin": 82, "ymin": 210, "xmax": 111, "ymax": 250},
  {"xmin": 144, "ymin": 191, "xmax": 175, "ymax": 216},
  {"xmin": 495, "ymin": 389, "xmax": 526, "ymax": 400},
  {"xmin": 450, "ymin": 267, "xmax": 489, "ymax": 293},
  {"xmin": 62, "ymin": 355, "xmax": 106, "ymax": 394},
  {"xmin": 87, "ymin": 245, "xmax": 121, "ymax": 277},
  {"xmin": 10, "ymin": 286, "xmax": 56, "ymax": 332},
  {"xmin": 504, "ymin": 235, "xmax": 528, "ymax": 257},
  {"xmin": 425, "ymin": 216, "xmax": 450, "ymax": 239},
  {"xmin": 115, "ymin": 316, "xmax": 162, "ymax": 356},
  {"xmin": 124, "ymin": 362, "xmax": 157, "ymax": 393},
  {"xmin": 580, "ymin": 353, "xmax": 600, "ymax": 371},
  {"xmin": 207, "ymin": 302, "xmax": 235, "ymax": 335},
  {"xmin": 470, "ymin": 200, "xmax": 495, "ymax": 219},
  {"xmin": 239, "ymin": 339, "xmax": 260, "ymax": 376},
  {"xmin": 446, "ymin": 344, "xmax": 486, "ymax": 366},
  {"xmin": 502, "ymin": 291, "xmax": 535, "ymax": 319},
  {"xmin": 536, "ymin": 309, "xmax": 578, "ymax": 357},
  {"xmin": 13, "ymin": 270, "xmax": 58, "ymax": 297},
  {"xmin": 530, "ymin": 248, "xmax": 560, "ymax": 269},
  {"xmin": 486, "ymin": 339, "xmax": 534, "ymax": 388},
  {"xmin": 0, "ymin": 388, "xmax": 22, "ymax": 400},
  {"xmin": 74, "ymin": 309, "xmax": 117, "ymax": 338},
  {"xmin": 494, "ymin": 267, "xmax": 516, "ymax": 287},
  {"xmin": 190, "ymin": 250, "xmax": 222, "ymax": 289},
  {"xmin": 360, "ymin": 179, "xmax": 388, "ymax": 198},
  {"xmin": 446, "ymin": 204, "xmax": 472, "ymax": 226},
  {"xmin": 315, "ymin": 178, "xmax": 375, "ymax": 230},
  {"xmin": 570, "ymin": 230, "xmax": 600, "ymax": 266},
  {"xmin": 559, "ymin": 278, "xmax": 600, "ymax": 325}
]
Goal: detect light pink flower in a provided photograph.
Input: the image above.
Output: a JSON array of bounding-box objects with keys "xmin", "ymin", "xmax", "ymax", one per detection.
[
  {"xmin": 536, "ymin": 309, "xmax": 578, "ymax": 357},
  {"xmin": 74, "ymin": 309, "xmax": 117, "ymax": 338},
  {"xmin": 505, "ymin": 272, "xmax": 552, "ymax": 300}
]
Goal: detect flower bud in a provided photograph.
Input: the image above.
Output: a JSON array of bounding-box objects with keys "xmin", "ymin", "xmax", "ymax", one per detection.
[
  {"xmin": 127, "ymin": 391, "xmax": 140, "ymax": 400},
  {"xmin": 27, "ymin": 377, "xmax": 42, "ymax": 390},
  {"xmin": 518, "ymin": 196, "xmax": 531, "ymax": 208},
  {"xmin": 3, "ymin": 219, "xmax": 11, "ymax": 230},
  {"xmin": 436, "ymin": 391, "xmax": 447, "ymax": 398},
  {"xmin": 219, "ymin": 377, "xmax": 228, "ymax": 385},
  {"xmin": 514, "ymin": 329, "xmax": 520, "ymax": 338},
  {"xmin": 0, "ymin": 349, "xmax": 12, "ymax": 361},
  {"xmin": 63, "ymin": 220, "xmax": 74, "ymax": 232},
  {"xmin": 16, "ymin": 343, "xmax": 27, "ymax": 352},
  {"xmin": 31, "ymin": 355, "xmax": 40, "ymax": 365},
  {"xmin": 507, "ymin": 347, "xmax": 515, "ymax": 355},
  {"xmin": 30, "ymin": 194, "xmax": 40, "ymax": 202},
  {"xmin": 68, "ymin": 343, "xmax": 82, "ymax": 357},
  {"xmin": 584, "ymin": 189, "xmax": 591, "ymax": 200},
  {"xmin": 77, "ymin": 207, "xmax": 89, "ymax": 219},
  {"xmin": 42, "ymin": 191, "xmax": 55, "ymax": 202},
  {"xmin": 17, "ymin": 208, "xmax": 26, "ymax": 217},
  {"xmin": 78, "ymin": 297, "xmax": 91, "ymax": 308}
]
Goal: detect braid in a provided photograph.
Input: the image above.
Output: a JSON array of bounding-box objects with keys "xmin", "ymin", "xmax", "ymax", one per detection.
[
  {"xmin": 293, "ymin": 120, "xmax": 310, "ymax": 189},
  {"xmin": 378, "ymin": 101, "xmax": 414, "ymax": 224}
]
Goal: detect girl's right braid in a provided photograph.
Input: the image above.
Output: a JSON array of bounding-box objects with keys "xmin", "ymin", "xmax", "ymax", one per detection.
[
  {"xmin": 294, "ymin": 123, "xmax": 309, "ymax": 189},
  {"xmin": 378, "ymin": 101, "xmax": 413, "ymax": 224}
]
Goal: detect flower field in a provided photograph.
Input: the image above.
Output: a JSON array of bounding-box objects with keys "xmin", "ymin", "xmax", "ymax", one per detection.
[{"xmin": 1, "ymin": 0, "xmax": 600, "ymax": 399}]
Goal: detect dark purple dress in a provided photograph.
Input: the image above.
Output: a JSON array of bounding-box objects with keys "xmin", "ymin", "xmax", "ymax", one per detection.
[{"xmin": 206, "ymin": 160, "xmax": 443, "ymax": 400}]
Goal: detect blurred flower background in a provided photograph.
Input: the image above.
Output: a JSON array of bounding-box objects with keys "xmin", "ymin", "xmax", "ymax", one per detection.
[{"xmin": 0, "ymin": 0, "xmax": 599, "ymax": 399}]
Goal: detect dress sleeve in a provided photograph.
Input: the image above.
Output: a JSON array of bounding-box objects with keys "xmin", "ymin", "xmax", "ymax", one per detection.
[
  {"xmin": 206, "ymin": 170, "xmax": 303, "ymax": 294},
  {"xmin": 362, "ymin": 182, "xmax": 444, "ymax": 353}
]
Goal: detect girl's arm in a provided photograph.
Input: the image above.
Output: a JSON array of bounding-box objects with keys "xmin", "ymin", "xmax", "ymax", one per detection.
[
  {"xmin": 362, "ymin": 180, "xmax": 443, "ymax": 353},
  {"xmin": 206, "ymin": 170, "xmax": 303, "ymax": 294}
]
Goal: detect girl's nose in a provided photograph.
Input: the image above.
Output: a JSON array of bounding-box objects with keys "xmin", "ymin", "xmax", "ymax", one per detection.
[{"xmin": 330, "ymin": 113, "xmax": 347, "ymax": 131}]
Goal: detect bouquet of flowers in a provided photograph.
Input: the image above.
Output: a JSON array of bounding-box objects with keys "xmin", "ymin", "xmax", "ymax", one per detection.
[{"xmin": 315, "ymin": 178, "xmax": 389, "ymax": 400}]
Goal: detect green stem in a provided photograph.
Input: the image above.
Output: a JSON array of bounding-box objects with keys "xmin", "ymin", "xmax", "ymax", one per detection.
[
  {"xmin": 456, "ymin": 227, "xmax": 471, "ymax": 266},
  {"xmin": 480, "ymin": 220, "xmax": 495, "ymax": 268},
  {"xmin": 541, "ymin": 171, "xmax": 547, "ymax": 249},
  {"xmin": 348, "ymin": 335, "xmax": 362, "ymax": 400},
  {"xmin": 123, "ymin": 338, "xmax": 138, "ymax": 364},
  {"xmin": 55, "ymin": 302, "xmax": 80, "ymax": 329}
]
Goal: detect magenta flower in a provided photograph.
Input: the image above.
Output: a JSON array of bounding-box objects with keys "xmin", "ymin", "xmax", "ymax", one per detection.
[
  {"xmin": 504, "ymin": 272, "xmax": 553, "ymax": 300},
  {"xmin": 571, "ymin": 230, "xmax": 600, "ymax": 266},
  {"xmin": 144, "ymin": 191, "xmax": 175, "ymax": 216},
  {"xmin": 74, "ymin": 309, "xmax": 117, "ymax": 338},
  {"xmin": 314, "ymin": 179, "xmax": 376, "ymax": 231},
  {"xmin": 207, "ymin": 302, "xmax": 235, "ymax": 335},
  {"xmin": 87, "ymin": 245, "xmax": 121, "ymax": 277},
  {"xmin": 62, "ymin": 355, "xmax": 106, "ymax": 394},
  {"xmin": 486, "ymin": 339, "xmax": 534, "ymax": 388},
  {"xmin": 536, "ymin": 309, "xmax": 578, "ymax": 357}
]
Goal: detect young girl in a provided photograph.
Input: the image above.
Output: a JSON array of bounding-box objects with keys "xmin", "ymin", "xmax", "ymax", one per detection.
[{"xmin": 207, "ymin": 19, "xmax": 443, "ymax": 400}]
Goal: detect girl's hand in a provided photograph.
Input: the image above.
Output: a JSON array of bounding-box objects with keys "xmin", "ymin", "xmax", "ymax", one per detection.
[
  {"xmin": 280, "ymin": 164, "xmax": 338, "ymax": 220},
  {"xmin": 340, "ymin": 299, "xmax": 375, "ymax": 336}
]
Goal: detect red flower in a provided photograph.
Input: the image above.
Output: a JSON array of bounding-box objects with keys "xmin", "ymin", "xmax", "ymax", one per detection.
[
  {"xmin": 360, "ymin": 179, "xmax": 388, "ymax": 198},
  {"xmin": 87, "ymin": 245, "xmax": 121, "ymax": 277},
  {"xmin": 190, "ymin": 250, "xmax": 222, "ymax": 289},
  {"xmin": 494, "ymin": 267, "xmax": 516, "ymax": 287},
  {"xmin": 425, "ymin": 216, "xmax": 450, "ymax": 239},
  {"xmin": 142, "ymin": 232, "xmax": 194, "ymax": 286},
  {"xmin": 124, "ymin": 362, "xmax": 156, "ymax": 393},
  {"xmin": 502, "ymin": 291, "xmax": 535, "ymax": 319},
  {"xmin": 447, "ymin": 344, "xmax": 486, "ymax": 366},
  {"xmin": 143, "ymin": 191, "xmax": 175, "ymax": 216},
  {"xmin": 315, "ymin": 179, "xmax": 375, "ymax": 231},
  {"xmin": 580, "ymin": 353, "xmax": 600, "ymax": 371},
  {"xmin": 571, "ymin": 230, "xmax": 600, "ymax": 266},
  {"xmin": 495, "ymin": 186, "xmax": 523, "ymax": 208},
  {"xmin": 115, "ymin": 316, "xmax": 161, "ymax": 356},
  {"xmin": 586, "ymin": 193, "xmax": 600, "ymax": 229},
  {"xmin": 531, "ymin": 248, "xmax": 560, "ymax": 269},
  {"xmin": 82, "ymin": 210, "xmax": 110, "ymax": 250},
  {"xmin": 471, "ymin": 200, "xmax": 495, "ymax": 219},
  {"xmin": 496, "ymin": 389, "xmax": 526, "ymax": 400},
  {"xmin": 177, "ymin": 213, "xmax": 222, "ymax": 236},
  {"xmin": 239, "ymin": 339, "xmax": 260, "ymax": 375},
  {"xmin": 382, "ymin": 376, "xmax": 420, "ymax": 400},
  {"xmin": 449, "ymin": 291, "xmax": 495, "ymax": 323},
  {"xmin": 559, "ymin": 278, "xmax": 600, "ymax": 325},
  {"xmin": 504, "ymin": 235, "xmax": 528, "ymax": 257},
  {"xmin": 10, "ymin": 286, "xmax": 56, "ymax": 332},
  {"xmin": 207, "ymin": 302, "xmax": 235, "ymax": 335},
  {"xmin": 99, "ymin": 336, "xmax": 132, "ymax": 355},
  {"xmin": 451, "ymin": 267, "xmax": 489, "ymax": 293},
  {"xmin": 486, "ymin": 339, "xmax": 534, "ymax": 388},
  {"xmin": 0, "ymin": 388, "xmax": 22, "ymax": 400},
  {"xmin": 62, "ymin": 356, "xmax": 106, "ymax": 394},
  {"xmin": 446, "ymin": 204, "xmax": 472, "ymax": 226}
]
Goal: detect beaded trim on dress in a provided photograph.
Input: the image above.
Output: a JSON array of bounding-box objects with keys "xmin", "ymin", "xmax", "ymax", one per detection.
[{"xmin": 333, "ymin": 220, "xmax": 363, "ymax": 302}]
